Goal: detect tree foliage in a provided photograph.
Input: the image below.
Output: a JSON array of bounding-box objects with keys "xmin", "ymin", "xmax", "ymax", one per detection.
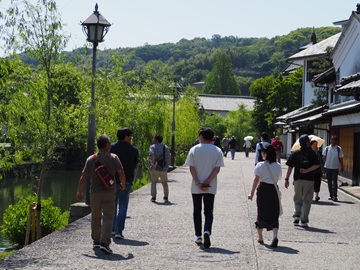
[
  {"xmin": 203, "ymin": 52, "xmax": 239, "ymax": 95},
  {"xmin": 250, "ymin": 68, "xmax": 303, "ymax": 134}
]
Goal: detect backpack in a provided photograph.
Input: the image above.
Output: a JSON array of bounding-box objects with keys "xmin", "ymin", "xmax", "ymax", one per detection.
[
  {"xmin": 94, "ymin": 154, "xmax": 115, "ymax": 189},
  {"xmin": 257, "ymin": 143, "xmax": 264, "ymax": 163},
  {"xmin": 155, "ymin": 145, "xmax": 166, "ymax": 171}
]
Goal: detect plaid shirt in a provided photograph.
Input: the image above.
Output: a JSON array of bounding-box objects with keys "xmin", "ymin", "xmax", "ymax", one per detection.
[{"xmin": 149, "ymin": 143, "xmax": 171, "ymax": 170}]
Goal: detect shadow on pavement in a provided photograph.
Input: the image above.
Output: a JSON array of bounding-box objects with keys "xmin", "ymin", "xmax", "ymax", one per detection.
[
  {"xmin": 266, "ymin": 245, "xmax": 299, "ymax": 254},
  {"xmin": 83, "ymin": 251, "xmax": 134, "ymax": 261},
  {"xmin": 296, "ymin": 226, "xmax": 335, "ymax": 234},
  {"xmin": 113, "ymin": 238, "xmax": 149, "ymax": 246},
  {"xmin": 199, "ymin": 246, "xmax": 240, "ymax": 255},
  {"xmin": 312, "ymin": 201, "xmax": 339, "ymax": 206}
]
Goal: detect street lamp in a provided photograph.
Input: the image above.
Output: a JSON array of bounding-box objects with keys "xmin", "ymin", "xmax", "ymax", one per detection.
[
  {"xmin": 168, "ymin": 82, "xmax": 182, "ymax": 167},
  {"xmin": 81, "ymin": 4, "xmax": 111, "ymax": 204}
]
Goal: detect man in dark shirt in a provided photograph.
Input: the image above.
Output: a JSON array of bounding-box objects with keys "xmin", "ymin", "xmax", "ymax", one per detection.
[
  {"xmin": 284, "ymin": 135, "xmax": 320, "ymax": 228},
  {"xmin": 111, "ymin": 128, "xmax": 139, "ymax": 239}
]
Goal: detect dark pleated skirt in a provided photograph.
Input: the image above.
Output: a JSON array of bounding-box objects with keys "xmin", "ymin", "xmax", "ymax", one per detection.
[{"xmin": 255, "ymin": 182, "xmax": 279, "ymax": 230}]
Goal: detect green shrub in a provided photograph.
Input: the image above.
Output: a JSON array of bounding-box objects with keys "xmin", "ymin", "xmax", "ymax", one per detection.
[{"xmin": 0, "ymin": 196, "xmax": 69, "ymax": 247}]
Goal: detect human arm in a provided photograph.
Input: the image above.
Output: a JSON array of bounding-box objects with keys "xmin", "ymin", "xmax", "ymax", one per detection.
[
  {"xmin": 299, "ymin": 164, "xmax": 320, "ymax": 174},
  {"xmin": 339, "ymin": 157, "xmax": 344, "ymax": 172},
  {"xmin": 284, "ymin": 167, "xmax": 293, "ymax": 189},
  {"xmin": 76, "ymin": 171, "xmax": 89, "ymax": 201},
  {"xmin": 247, "ymin": 175, "xmax": 260, "ymax": 200},
  {"xmin": 117, "ymin": 168, "xmax": 126, "ymax": 190}
]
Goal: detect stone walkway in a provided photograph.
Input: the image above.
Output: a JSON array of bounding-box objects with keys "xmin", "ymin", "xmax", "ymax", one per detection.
[{"xmin": 1, "ymin": 152, "xmax": 360, "ymax": 269}]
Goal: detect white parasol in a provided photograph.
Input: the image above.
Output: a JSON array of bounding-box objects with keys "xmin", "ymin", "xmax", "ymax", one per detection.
[
  {"xmin": 244, "ymin": 136, "xmax": 253, "ymax": 141},
  {"xmin": 291, "ymin": 134, "xmax": 325, "ymax": 151}
]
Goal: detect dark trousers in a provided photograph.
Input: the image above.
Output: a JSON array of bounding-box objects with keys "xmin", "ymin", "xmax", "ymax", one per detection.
[
  {"xmin": 192, "ymin": 193, "xmax": 215, "ymax": 237},
  {"xmin": 326, "ymin": 169, "xmax": 339, "ymax": 198},
  {"xmin": 313, "ymin": 172, "xmax": 322, "ymax": 193}
]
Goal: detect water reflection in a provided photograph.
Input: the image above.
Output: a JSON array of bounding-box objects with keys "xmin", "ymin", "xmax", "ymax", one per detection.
[{"xmin": 0, "ymin": 169, "xmax": 81, "ymax": 249}]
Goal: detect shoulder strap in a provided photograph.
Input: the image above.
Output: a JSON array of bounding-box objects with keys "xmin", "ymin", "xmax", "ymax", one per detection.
[{"xmin": 94, "ymin": 153, "xmax": 101, "ymax": 168}]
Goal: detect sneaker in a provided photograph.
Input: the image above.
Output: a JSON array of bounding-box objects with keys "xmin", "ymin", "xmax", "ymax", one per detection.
[
  {"xmin": 315, "ymin": 196, "xmax": 320, "ymax": 202},
  {"xmin": 293, "ymin": 217, "xmax": 300, "ymax": 226},
  {"xmin": 115, "ymin": 233, "xmax": 124, "ymax": 239},
  {"xmin": 100, "ymin": 244, "xmax": 113, "ymax": 254},
  {"xmin": 328, "ymin": 196, "xmax": 334, "ymax": 201},
  {"xmin": 203, "ymin": 232, "xmax": 211, "ymax": 248},
  {"xmin": 93, "ymin": 241, "xmax": 100, "ymax": 248},
  {"xmin": 300, "ymin": 222, "xmax": 309, "ymax": 228},
  {"xmin": 195, "ymin": 236, "xmax": 202, "ymax": 244},
  {"xmin": 333, "ymin": 197, "xmax": 338, "ymax": 202},
  {"xmin": 150, "ymin": 197, "xmax": 156, "ymax": 203},
  {"xmin": 163, "ymin": 197, "xmax": 169, "ymax": 202}
]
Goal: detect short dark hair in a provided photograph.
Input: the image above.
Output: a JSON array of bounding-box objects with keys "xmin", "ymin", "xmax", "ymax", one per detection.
[
  {"xmin": 262, "ymin": 144, "xmax": 276, "ymax": 163},
  {"xmin": 117, "ymin": 127, "xmax": 133, "ymax": 140},
  {"xmin": 299, "ymin": 134, "xmax": 310, "ymax": 147},
  {"xmin": 153, "ymin": 134, "xmax": 163, "ymax": 143},
  {"xmin": 261, "ymin": 132, "xmax": 269, "ymax": 141},
  {"xmin": 198, "ymin": 127, "xmax": 215, "ymax": 141},
  {"xmin": 97, "ymin": 134, "xmax": 110, "ymax": 150}
]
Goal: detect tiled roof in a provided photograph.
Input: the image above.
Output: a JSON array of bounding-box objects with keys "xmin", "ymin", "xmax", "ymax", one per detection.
[
  {"xmin": 198, "ymin": 94, "xmax": 255, "ymax": 111},
  {"xmin": 287, "ymin": 33, "xmax": 341, "ymax": 61}
]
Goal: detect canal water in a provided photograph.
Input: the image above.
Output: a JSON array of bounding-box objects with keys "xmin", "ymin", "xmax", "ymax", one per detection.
[{"xmin": 0, "ymin": 169, "xmax": 82, "ymax": 250}]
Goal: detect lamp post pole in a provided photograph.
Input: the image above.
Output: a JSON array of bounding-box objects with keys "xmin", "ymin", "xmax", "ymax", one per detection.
[
  {"xmin": 87, "ymin": 41, "xmax": 98, "ymax": 158},
  {"xmin": 169, "ymin": 82, "xmax": 181, "ymax": 167},
  {"xmin": 82, "ymin": 4, "xmax": 111, "ymax": 204}
]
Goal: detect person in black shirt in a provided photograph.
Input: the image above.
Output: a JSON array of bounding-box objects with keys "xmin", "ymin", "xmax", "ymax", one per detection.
[
  {"xmin": 284, "ymin": 135, "xmax": 320, "ymax": 228},
  {"xmin": 111, "ymin": 128, "xmax": 139, "ymax": 239}
]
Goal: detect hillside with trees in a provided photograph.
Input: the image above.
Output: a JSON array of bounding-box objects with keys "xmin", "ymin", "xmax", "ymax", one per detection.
[{"xmin": 19, "ymin": 26, "xmax": 341, "ymax": 96}]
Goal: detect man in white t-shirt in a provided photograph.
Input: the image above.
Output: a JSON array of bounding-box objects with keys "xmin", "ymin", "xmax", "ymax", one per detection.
[
  {"xmin": 185, "ymin": 127, "xmax": 224, "ymax": 248},
  {"xmin": 322, "ymin": 135, "xmax": 344, "ymax": 201}
]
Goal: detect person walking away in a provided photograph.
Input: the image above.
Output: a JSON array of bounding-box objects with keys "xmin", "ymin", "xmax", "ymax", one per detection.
[
  {"xmin": 248, "ymin": 144, "xmax": 282, "ymax": 247},
  {"xmin": 76, "ymin": 134, "xmax": 126, "ymax": 254},
  {"xmin": 111, "ymin": 128, "xmax": 139, "ymax": 239},
  {"xmin": 322, "ymin": 135, "xmax": 344, "ymax": 201},
  {"xmin": 222, "ymin": 136, "xmax": 230, "ymax": 157},
  {"xmin": 284, "ymin": 135, "xmax": 319, "ymax": 228},
  {"xmin": 244, "ymin": 140, "xmax": 251, "ymax": 158},
  {"xmin": 213, "ymin": 136, "xmax": 223, "ymax": 152},
  {"xmin": 186, "ymin": 127, "xmax": 224, "ymax": 248},
  {"xmin": 310, "ymin": 140, "xmax": 323, "ymax": 202},
  {"xmin": 228, "ymin": 136, "xmax": 238, "ymax": 160},
  {"xmin": 149, "ymin": 134, "xmax": 171, "ymax": 203},
  {"xmin": 255, "ymin": 132, "xmax": 269, "ymax": 165},
  {"xmin": 271, "ymin": 136, "xmax": 283, "ymax": 163}
]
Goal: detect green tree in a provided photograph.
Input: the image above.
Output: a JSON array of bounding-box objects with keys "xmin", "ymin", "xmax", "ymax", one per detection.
[
  {"xmin": 3, "ymin": 0, "xmax": 70, "ymax": 240},
  {"xmin": 203, "ymin": 52, "xmax": 239, "ymax": 95},
  {"xmin": 224, "ymin": 104, "xmax": 256, "ymax": 142}
]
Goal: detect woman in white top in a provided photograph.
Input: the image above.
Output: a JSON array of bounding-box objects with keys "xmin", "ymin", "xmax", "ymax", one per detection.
[{"xmin": 248, "ymin": 144, "xmax": 282, "ymax": 247}]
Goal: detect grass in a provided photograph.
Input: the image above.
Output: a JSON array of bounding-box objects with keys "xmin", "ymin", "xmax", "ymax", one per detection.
[{"xmin": 0, "ymin": 249, "xmax": 17, "ymax": 260}]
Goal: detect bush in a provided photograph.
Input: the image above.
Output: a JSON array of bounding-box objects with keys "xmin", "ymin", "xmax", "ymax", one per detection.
[{"xmin": 1, "ymin": 196, "xmax": 69, "ymax": 247}]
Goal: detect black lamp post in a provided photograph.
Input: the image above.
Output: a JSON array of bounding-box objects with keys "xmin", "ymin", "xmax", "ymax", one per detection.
[
  {"xmin": 168, "ymin": 82, "xmax": 181, "ymax": 167},
  {"xmin": 81, "ymin": 3, "xmax": 111, "ymax": 204}
]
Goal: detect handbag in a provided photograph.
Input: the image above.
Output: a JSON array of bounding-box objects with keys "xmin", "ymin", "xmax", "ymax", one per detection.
[
  {"xmin": 94, "ymin": 154, "xmax": 115, "ymax": 189},
  {"xmin": 265, "ymin": 162, "xmax": 283, "ymax": 216}
]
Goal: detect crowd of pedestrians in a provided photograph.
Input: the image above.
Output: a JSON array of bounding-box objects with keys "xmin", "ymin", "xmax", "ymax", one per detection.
[{"xmin": 75, "ymin": 128, "xmax": 344, "ymax": 253}]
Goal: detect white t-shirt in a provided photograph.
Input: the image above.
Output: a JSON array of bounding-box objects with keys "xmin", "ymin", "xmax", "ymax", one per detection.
[
  {"xmin": 254, "ymin": 161, "xmax": 282, "ymax": 184},
  {"xmin": 185, "ymin": 143, "xmax": 224, "ymax": 194}
]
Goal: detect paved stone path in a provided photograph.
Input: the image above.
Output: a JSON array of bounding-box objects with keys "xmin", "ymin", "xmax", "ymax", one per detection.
[{"xmin": 1, "ymin": 152, "xmax": 360, "ymax": 269}]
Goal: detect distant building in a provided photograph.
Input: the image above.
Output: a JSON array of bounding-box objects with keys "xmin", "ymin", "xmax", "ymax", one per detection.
[{"xmin": 198, "ymin": 94, "xmax": 255, "ymax": 118}]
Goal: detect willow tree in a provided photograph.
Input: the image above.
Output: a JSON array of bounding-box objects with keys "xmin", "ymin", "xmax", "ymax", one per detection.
[{"xmin": 3, "ymin": 0, "xmax": 70, "ymax": 240}]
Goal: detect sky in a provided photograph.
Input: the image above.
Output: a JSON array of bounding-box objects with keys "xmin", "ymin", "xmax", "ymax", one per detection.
[{"xmin": 0, "ymin": 0, "xmax": 357, "ymax": 52}]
